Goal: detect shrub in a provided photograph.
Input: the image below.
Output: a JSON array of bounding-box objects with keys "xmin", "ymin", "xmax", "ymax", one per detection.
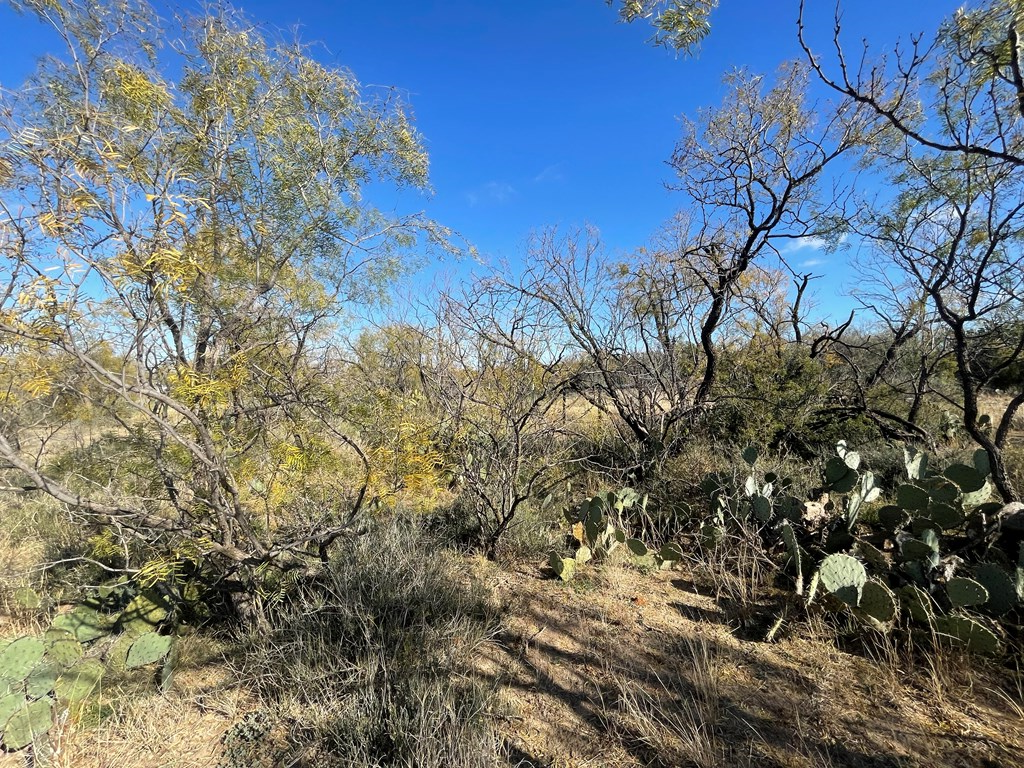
[{"xmin": 233, "ymin": 519, "xmax": 499, "ymax": 767}]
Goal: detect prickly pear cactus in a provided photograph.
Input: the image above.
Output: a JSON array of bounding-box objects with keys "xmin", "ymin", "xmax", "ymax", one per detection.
[
  {"xmin": 25, "ymin": 662, "xmax": 61, "ymax": 699},
  {"xmin": 857, "ymin": 579, "xmax": 898, "ymax": 626},
  {"xmin": 658, "ymin": 542, "xmax": 683, "ymax": 566},
  {"xmin": 51, "ymin": 606, "xmax": 115, "ymax": 643},
  {"xmin": 0, "ymin": 637, "xmax": 45, "ymax": 686},
  {"xmin": 1, "ymin": 696, "xmax": 53, "ymax": 750},
  {"xmin": 946, "ymin": 577, "xmax": 989, "ymax": 609},
  {"xmin": 625, "ymin": 539, "xmax": 648, "ymax": 557},
  {"xmin": 119, "ymin": 591, "xmax": 170, "ymax": 637},
  {"xmin": 899, "ymin": 584, "xmax": 934, "ymax": 624},
  {"xmin": 549, "ymin": 552, "xmax": 576, "ymax": 582},
  {"xmin": 55, "ymin": 659, "xmax": 104, "ymax": 702},
  {"xmin": 818, "ymin": 554, "xmax": 867, "ymax": 607},
  {"xmin": 943, "ymin": 464, "xmax": 986, "ymax": 493},
  {"xmin": 934, "ymin": 615, "xmax": 1001, "ymax": 656},
  {"xmin": 780, "ymin": 522, "xmax": 803, "ymax": 594},
  {"xmin": 972, "ymin": 563, "xmax": 1017, "ymax": 615},
  {"xmin": 125, "ymin": 632, "xmax": 174, "ymax": 670},
  {"xmin": 44, "ymin": 635, "xmax": 82, "ymax": 669}
]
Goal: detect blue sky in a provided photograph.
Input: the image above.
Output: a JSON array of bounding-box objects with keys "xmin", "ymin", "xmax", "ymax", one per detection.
[{"xmin": 0, "ymin": 0, "xmax": 962, "ymax": 312}]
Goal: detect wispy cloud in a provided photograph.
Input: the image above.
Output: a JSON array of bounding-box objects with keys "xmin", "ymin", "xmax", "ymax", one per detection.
[
  {"xmin": 800, "ymin": 258, "xmax": 827, "ymax": 268},
  {"xmin": 780, "ymin": 236, "xmax": 829, "ymax": 254},
  {"xmin": 780, "ymin": 233, "xmax": 848, "ymax": 255},
  {"xmin": 533, "ymin": 163, "xmax": 565, "ymax": 184},
  {"xmin": 466, "ymin": 181, "xmax": 517, "ymax": 206}
]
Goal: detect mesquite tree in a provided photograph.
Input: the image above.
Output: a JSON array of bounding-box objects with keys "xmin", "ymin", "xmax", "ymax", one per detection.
[
  {"xmin": 801, "ymin": 0, "xmax": 1024, "ymax": 501},
  {"xmin": 0, "ymin": 0, "xmax": 450, "ymax": 607}
]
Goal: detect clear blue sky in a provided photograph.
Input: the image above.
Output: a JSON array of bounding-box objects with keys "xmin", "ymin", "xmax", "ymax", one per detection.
[{"xmin": 0, "ymin": 0, "xmax": 962, "ymax": 310}]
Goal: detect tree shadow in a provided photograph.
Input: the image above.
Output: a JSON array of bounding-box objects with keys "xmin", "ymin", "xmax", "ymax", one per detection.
[{"xmin": 472, "ymin": 568, "xmax": 1024, "ymax": 768}]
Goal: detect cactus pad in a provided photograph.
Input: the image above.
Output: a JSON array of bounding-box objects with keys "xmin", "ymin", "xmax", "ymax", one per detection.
[
  {"xmin": 119, "ymin": 591, "xmax": 170, "ymax": 637},
  {"xmin": 818, "ymin": 553, "xmax": 867, "ymax": 607},
  {"xmin": 2, "ymin": 696, "xmax": 53, "ymax": 750},
  {"xmin": 700, "ymin": 524, "xmax": 725, "ymax": 547},
  {"xmin": 781, "ymin": 522, "xmax": 800, "ymax": 570},
  {"xmin": 625, "ymin": 539, "xmax": 648, "ymax": 557},
  {"xmin": 0, "ymin": 638, "xmax": 45, "ymax": 685},
  {"xmin": 899, "ymin": 584, "xmax": 934, "ymax": 623},
  {"xmin": 925, "ymin": 503, "xmax": 964, "ymax": 530},
  {"xmin": 12, "ymin": 588, "xmax": 41, "ymax": 611},
  {"xmin": 899, "ymin": 535, "xmax": 938, "ymax": 563},
  {"xmin": 934, "ymin": 615, "xmax": 1001, "ymax": 655},
  {"xmin": 878, "ymin": 506, "xmax": 911, "ymax": 531},
  {"xmin": 0, "ymin": 693, "xmax": 25, "ymax": 728},
  {"xmin": 946, "ymin": 577, "xmax": 989, "ymax": 608},
  {"xmin": 825, "ymin": 457, "xmax": 858, "ymax": 493},
  {"xmin": 857, "ymin": 579, "xmax": 898, "ymax": 626},
  {"xmin": 751, "ymin": 495, "xmax": 772, "ymax": 522},
  {"xmin": 44, "ymin": 637, "xmax": 82, "ymax": 669},
  {"xmin": 897, "ymin": 484, "xmax": 929, "ymax": 511},
  {"xmin": 549, "ymin": 553, "xmax": 576, "ymax": 582},
  {"xmin": 973, "ymin": 448, "xmax": 991, "ymax": 477},
  {"xmin": 853, "ymin": 540, "xmax": 888, "ymax": 571},
  {"xmin": 962, "ymin": 481, "xmax": 992, "ymax": 509},
  {"xmin": 659, "ymin": 542, "xmax": 683, "ymax": 563},
  {"xmin": 51, "ymin": 607, "xmax": 115, "ymax": 643},
  {"xmin": 25, "ymin": 662, "xmax": 60, "ymax": 699},
  {"xmin": 943, "ymin": 464, "xmax": 985, "ymax": 493},
  {"xmin": 971, "ymin": 564, "xmax": 1017, "ymax": 615},
  {"xmin": 55, "ymin": 659, "xmax": 104, "ymax": 703},
  {"xmin": 923, "ymin": 478, "xmax": 959, "ymax": 504},
  {"xmin": 903, "ymin": 447, "xmax": 928, "ymax": 480}
]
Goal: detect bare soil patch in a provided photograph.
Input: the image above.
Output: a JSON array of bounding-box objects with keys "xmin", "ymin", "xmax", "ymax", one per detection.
[{"xmin": 473, "ymin": 558, "xmax": 1024, "ymax": 768}]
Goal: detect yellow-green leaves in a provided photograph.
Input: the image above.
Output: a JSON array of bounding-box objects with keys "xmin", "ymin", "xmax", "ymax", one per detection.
[{"xmin": 609, "ymin": 0, "xmax": 718, "ymax": 54}]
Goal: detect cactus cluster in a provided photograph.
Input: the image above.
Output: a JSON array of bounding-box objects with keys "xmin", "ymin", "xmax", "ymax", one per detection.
[
  {"xmin": 0, "ymin": 632, "xmax": 102, "ymax": 750},
  {"xmin": 550, "ymin": 488, "xmax": 682, "ymax": 581},
  {"xmin": 699, "ymin": 446, "xmax": 805, "ymax": 546},
  {"xmin": 794, "ymin": 443, "xmax": 1017, "ymax": 655},
  {"xmin": 0, "ymin": 585, "xmax": 179, "ymax": 752}
]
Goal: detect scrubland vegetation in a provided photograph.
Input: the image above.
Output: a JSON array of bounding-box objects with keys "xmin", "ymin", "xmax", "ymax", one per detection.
[{"xmin": 0, "ymin": 0, "xmax": 1022, "ymax": 765}]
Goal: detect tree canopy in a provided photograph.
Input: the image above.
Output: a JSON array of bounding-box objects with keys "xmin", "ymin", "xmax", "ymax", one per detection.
[{"xmin": 0, "ymin": 0, "xmax": 451, "ymax": 602}]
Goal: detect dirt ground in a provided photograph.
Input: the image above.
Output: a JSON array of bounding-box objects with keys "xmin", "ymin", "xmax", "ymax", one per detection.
[
  {"xmin": 471, "ymin": 557, "xmax": 1024, "ymax": 768},
  {"xmin": 0, "ymin": 554, "xmax": 1022, "ymax": 767}
]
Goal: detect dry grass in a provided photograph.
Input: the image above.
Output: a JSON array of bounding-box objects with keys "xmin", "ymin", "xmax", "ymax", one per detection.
[
  {"xmin": 473, "ymin": 558, "xmax": 1024, "ymax": 768},
  {"xmin": 603, "ymin": 635, "xmax": 725, "ymax": 768}
]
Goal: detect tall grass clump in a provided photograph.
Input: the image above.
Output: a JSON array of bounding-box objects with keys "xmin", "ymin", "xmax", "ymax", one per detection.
[{"xmin": 233, "ymin": 518, "xmax": 500, "ymax": 767}]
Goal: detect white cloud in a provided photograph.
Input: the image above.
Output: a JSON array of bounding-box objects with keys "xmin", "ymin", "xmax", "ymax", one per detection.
[
  {"xmin": 466, "ymin": 181, "xmax": 516, "ymax": 206},
  {"xmin": 533, "ymin": 164, "xmax": 565, "ymax": 184},
  {"xmin": 780, "ymin": 233, "xmax": 848, "ymax": 255},
  {"xmin": 780, "ymin": 236, "xmax": 828, "ymax": 254}
]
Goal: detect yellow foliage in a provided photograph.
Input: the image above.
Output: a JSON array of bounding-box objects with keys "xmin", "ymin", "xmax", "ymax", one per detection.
[
  {"xmin": 0, "ymin": 347, "xmax": 65, "ymax": 403},
  {"xmin": 87, "ymin": 529, "xmax": 122, "ymax": 562},
  {"xmin": 366, "ymin": 391, "xmax": 449, "ymax": 514},
  {"xmin": 136, "ymin": 555, "xmax": 184, "ymax": 589}
]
